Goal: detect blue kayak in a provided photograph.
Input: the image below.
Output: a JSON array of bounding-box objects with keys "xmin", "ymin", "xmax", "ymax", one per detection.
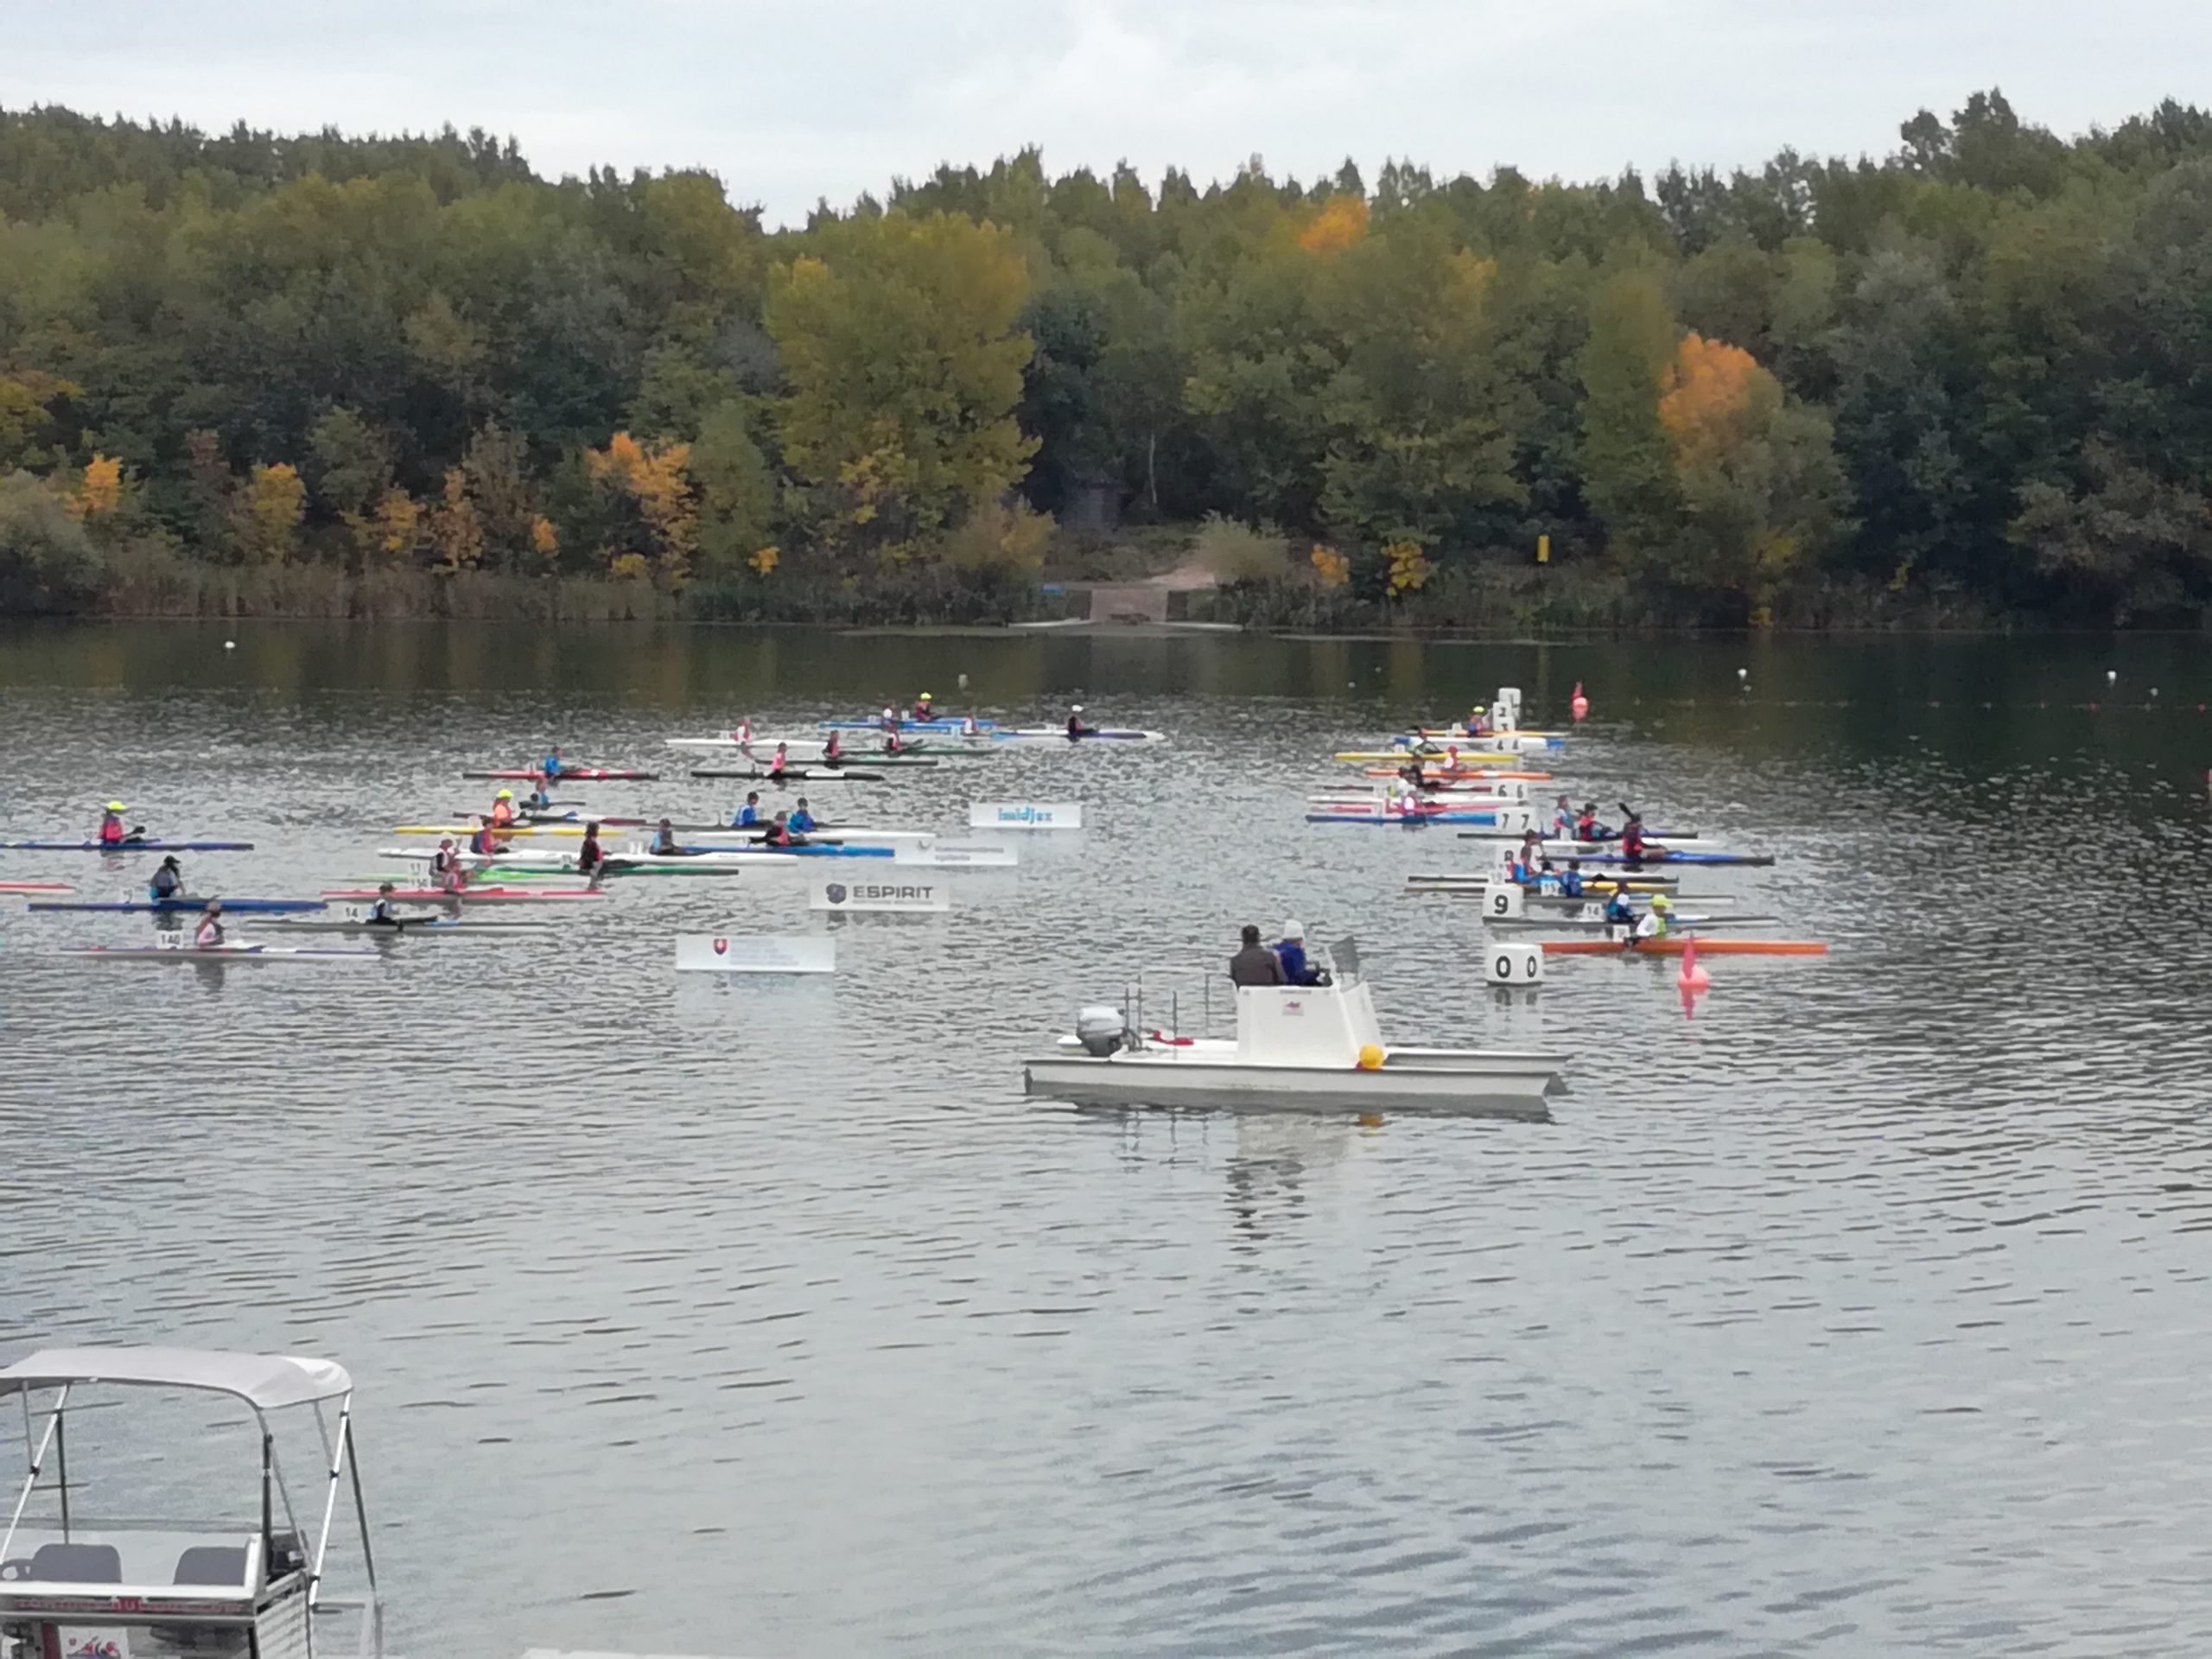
[
  {"xmin": 3, "ymin": 839, "xmax": 255, "ymax": 853},
  {"xmin": 1547, "ymin": 850, "xmax": 1777, "ymax": 868},
  {"xmin": 674, "ymin": 842, "xmax": 893, "ymax": 859},
  {"xmin": 1306, "ymin": 810, "xmax": 1508, "ymax": 826},
  {"xmin": 29, "ymin": 898, "xmax": 328, "ymax": 913}
]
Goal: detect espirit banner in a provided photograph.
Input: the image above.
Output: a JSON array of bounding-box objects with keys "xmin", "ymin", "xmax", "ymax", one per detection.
[{"xmin": 809, "ymin": 876, "xmax": 950, "ymax": 913}]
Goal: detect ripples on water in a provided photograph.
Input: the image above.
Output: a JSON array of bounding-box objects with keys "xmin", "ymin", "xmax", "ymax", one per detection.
[{"xmin": 2, "ymin": 626, "xmax": 2210, "ymax": 1656}]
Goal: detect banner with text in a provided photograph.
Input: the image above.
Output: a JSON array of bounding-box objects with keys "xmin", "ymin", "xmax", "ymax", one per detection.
[
  {"xmin": 967, "ymin": 801, "xmax": 1084, "ymax": 830},
  {"xmin": 675, "ymin": 934, "xmax": 835, "ymax": 974},
  {"xmin": 809, "ymin": 876, "xmax": 950, "ymax": 912}
]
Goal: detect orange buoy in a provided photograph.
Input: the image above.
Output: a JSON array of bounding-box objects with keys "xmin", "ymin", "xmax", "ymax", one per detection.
[
  {"xmin": 1570, "ymin": 681, "xmax": 1589, "ymax": 721},
  {"xmin": 1676, "ymin": 935, "xmax": 1712, "ymax": 993}
]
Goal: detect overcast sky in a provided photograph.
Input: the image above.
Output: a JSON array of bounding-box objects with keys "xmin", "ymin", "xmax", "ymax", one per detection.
[{"xmin": 7, "ymin": 0, "xmax": 2208, "ymax": 225}]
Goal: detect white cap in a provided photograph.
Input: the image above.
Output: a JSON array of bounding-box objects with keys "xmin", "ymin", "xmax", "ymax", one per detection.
[
  {"xmin": 1282, "ymin": 918, "xmax": 1306, "ymax": 939},
  {"xmin": 1072, "ymin": 703, "xmax": 1084, "ymax": 712}
]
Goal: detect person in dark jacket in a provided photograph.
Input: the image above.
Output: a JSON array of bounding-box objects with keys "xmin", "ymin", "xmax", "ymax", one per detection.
[{"xmin": 1230, "ymin": 924, "xmax": 1286, "ymax": 986}]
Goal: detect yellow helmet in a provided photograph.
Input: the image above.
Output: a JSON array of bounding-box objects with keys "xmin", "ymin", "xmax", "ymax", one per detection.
[
  {"xmin": 1651, "ymin": 893, "xmax": 1673, "ymax": 910},
  {"xmin": 496, "ymin": 788, "xmax": 513, "ymax": 798},
  {"xmin": 105, "ymin": 800, "xmax": 124, "ymax": 810}
]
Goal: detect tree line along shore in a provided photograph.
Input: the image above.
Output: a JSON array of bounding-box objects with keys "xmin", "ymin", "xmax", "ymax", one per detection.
[{"xmin": 3, "ymin": 91, "xmax": 2212, "ymax": 631}]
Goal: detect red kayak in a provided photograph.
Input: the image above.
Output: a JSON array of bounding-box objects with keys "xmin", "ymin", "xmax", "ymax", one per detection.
[
  {"xmin": 461, "ymin": 767, "xmax": 656, "ymax": 782},
  {"xmin": 321, "ymin": 886, "xmax": 606, "ymax": 903},
  {"xmin": 0, "ymin": 881, "xmax": 74, "ymax": 893}
]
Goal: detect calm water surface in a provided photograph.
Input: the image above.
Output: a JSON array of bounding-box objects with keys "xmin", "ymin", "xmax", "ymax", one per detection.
[{"xmin": 3, "ymin": 621, "xmax": 2210, "ymax": 1657}]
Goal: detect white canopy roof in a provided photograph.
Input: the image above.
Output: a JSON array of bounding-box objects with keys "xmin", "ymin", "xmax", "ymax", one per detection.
[{"xmin": 0, "ymin": 1348, "xmax": 353, "ymax": 1409}]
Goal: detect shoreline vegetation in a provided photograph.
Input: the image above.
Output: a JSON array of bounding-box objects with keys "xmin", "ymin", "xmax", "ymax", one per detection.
[{"xmin": 5, "ymin": 93, "xmax": 2212, "ymax": 632}]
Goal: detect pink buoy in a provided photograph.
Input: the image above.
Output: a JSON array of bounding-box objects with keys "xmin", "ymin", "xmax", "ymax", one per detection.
[
  {"xmin": 1677, "ymin": 934, "xmax": 1712, "ymax": 994},
  {"xmin": 1570, "ymin": 681, "xmax": 1589, "ymax": 721}
]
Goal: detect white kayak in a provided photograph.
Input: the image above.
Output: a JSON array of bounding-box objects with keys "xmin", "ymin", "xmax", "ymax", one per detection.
[
  {"xmin": 258, "ymin": 917, "xmax": 556, "ymax": 935},
  {"xmin": 992, "ymin": 727, "xmax": 1166, "ymax": 743},
  {"xmin": 378, "ymin": 847, "xmax": 798, "ymax": 872},
  {"xmin": 62, "ymin": 942, "xmax": 381, "ymax": 963}
]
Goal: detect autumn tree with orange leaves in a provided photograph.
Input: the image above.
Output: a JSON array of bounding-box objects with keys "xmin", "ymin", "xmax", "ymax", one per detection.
[{"xmin": 585, "ymin": 432, "xmax": 697, "ymax": 584}]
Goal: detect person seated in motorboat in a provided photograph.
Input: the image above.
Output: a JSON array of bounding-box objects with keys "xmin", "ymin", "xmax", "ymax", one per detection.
[
  {"xmin": 1603, "ymin": 889, "xmax": 1639, "ymax": 930},
  {"xmin": 193, "ymin": 898, "xmax": 226, "ymax": 949},
  {"xmin": 1559, "ymin": 859, "xmax": 1586, "ymax": 899},
  {"xmin": 577, "ymin": 822, "xmax": 607, "ymax": 884},
  {"xmin": 1273, "ymin": 919, "xmax": 1328, "ymax": 987},
  {"xmin": 649, "ymin": 818, "xmax": 686, "ymax": 855},
  {"xmin": 1230, "ymin": 923, "xmax": 1286, "ymax": 986},
  {"xmin": 787, "ymin": 798, "xmax": 819, "ymax": 835},
  {"xmin": 487, "ymin": 788, "xmax": 518, "ymax": 828},
  {"xmin": 99, "ymin": 801, "xmax": 136, "ymax": 846},
  {"xmin": 734, "ymin": 791, "xmax": 763, "ymax": 827},
  {"xmin": 149, "ymin": 855, "xmax": 185, "ymax": 901},
  {"xmin": 1066, "ymin": 704, "xmax": 1096, "ymax": 739}
]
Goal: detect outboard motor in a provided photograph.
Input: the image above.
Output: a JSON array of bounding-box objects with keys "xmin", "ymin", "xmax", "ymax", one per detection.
[{"xmin": 1075, "ymin": 1005, "xmax": 1128, "ymax": 1057}]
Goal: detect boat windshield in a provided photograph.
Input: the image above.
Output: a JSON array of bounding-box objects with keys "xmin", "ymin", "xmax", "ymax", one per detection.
[{"xmin": 1320, "ymin": 934, "xmax": 1363, "ymax": 984}]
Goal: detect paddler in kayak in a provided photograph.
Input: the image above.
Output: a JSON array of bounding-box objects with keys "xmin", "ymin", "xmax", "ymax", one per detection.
[
  {"xmin": 523, "ymin": 779, "xmax": 554, "ymax": 810},
  {"xmin": 1066, "ymin": 704, "xmax": 1096, "ymax": 739},
  {"xmin": 787, "ymin": 798, "xmax": 819, "ymax": 834},
  {"xmin": 487, "ymin": 788, "xmax": 518, "ymax": 829},
  {"xmin": 1603, "ymin": 889, "xmax": 1639, "ymax": 931},
  {"xmin": 193, "ymin": 898, "xmax": 226, "ymax": 949},
  {"xmin": 541, "ymin": 747, "xmax": 565, "ymax": 784},
  {"xmin": 99, "ymin": 802, "xmax": 138, "ymax": 847},
  {"xmin": 879, "ymin": 702, "xmax": 901, "ymax": 733},
  {"xmin": 731, "ymin": 717, "xmax": 754, "ymax": 747},
  {"xmin": 1630, "ymin": 893, "xmax": 1675, "ymax": 944},
  {"xmin": 365, "ymin": 882, "xmax": 404, "ymax": 926},
  {"xmin": 466, "ymin": 819, "xmax": 508, "ymax": 859},
  {"xmin": 576, "ymin": 822, "xmax": 607, "ymax": 884},
  {"xmin": 1575, "ymin": 802, "xmax": 1605, "ymax": 840},
  {"xmin": 1619, "ymin": 810, "xmax": 1654, "ymax": 863},
  {"xmin": 648, "ymin": 817, "xmax": 687, "ymax": 855},
  {"xmin": 820, "ymin": 729, "xmax": 845, "ymax": 766},
  {"xmin": 883, "ymin": 728, "xmax": 909, "ymax": 756},
  {"xmin": 1552, "ymin": 793, "xmax": 1577, "ymax": 839},
  {"xmin": 1559, "ymin": 858, "xmax": 1586, "ymax": 899},
  {"xmin": 733, "ymin": 791, "xmax": 763, "ymax": 827},
  {"xmin": 760, "ymin": 810, "xmax": 804, "ymax": 848},
  {"xmin": 149, "ymin": 855, "xmax": 185, "ymax": 902},
  {"xmin": 912, "ymin": 691, "xmax": 935, "ymax": 721}
]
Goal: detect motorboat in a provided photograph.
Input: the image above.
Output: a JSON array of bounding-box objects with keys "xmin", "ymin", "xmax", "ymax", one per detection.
[
  {"xmin": 0, "ymin": 1345, "xmax": 384, "ymax": 1657},
  {"xmin": 1023, "ymin": 939, "xmax": 1566, "ymax": 1115}
]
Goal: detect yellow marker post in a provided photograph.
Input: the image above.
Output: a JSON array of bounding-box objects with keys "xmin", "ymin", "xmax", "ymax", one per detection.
[{"xmin": 1536, "ymin": 532, "xmax": 1551, "ymax": 564}]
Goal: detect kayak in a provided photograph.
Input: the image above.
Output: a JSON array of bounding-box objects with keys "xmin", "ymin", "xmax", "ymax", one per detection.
[
  {"xmin": 1488, "ymin": 912, "xmax": 1776, "ymax": 931},
  {"xmin": 1495, "ymin": 848, "xmax": 1777, "ymax": 868},
  {"xmin": 62, "ymin": 943, "xmax": 381, "ymax": 963},
  {"xmin": 461, "ymin": 767, "xmax": 656, "ymax": 782},
  {"xmin": 1404, "ymin": 874, "xmax": 1682, "ymax": 893},
  {"xmin": 1542, "ymin": 938, "xmax": 1827, "ymax": 957},
  {"xmin": 1333, "ymin": 751, "xmax": 1529, "ymax": 766},
  {"xmin": 0, "ymin": 881, "xmax": 73, "ymax": 893},
  {"xmin": 1306, "ymin": 810, "xmax": 1516, "ymax": 826},
  {"xmin": 687, "ymin": 767, "xmax": 892, "ymax": 783},
  {"xmin": 817, "ymin": 717, "xmax": 999, "ymax": 734},
  {"xmin": 380, "ymin": 848, "xmax": 798, "ymax": 873},
  {"xmin": 988, "ymin": 728, "xmax": 1166, "ymax": 743},
  {"xmin": 1453, "ymin": 830, "xmax": 1704, "ymax": 845},
  {"xmin": 666, "ymin": 738, "xmax": 943, "ymax": 766},
  {"xmin": 1, "ymin": 839, "xmax": 255, "ymax": 853},
  {"xmin": 259, "ymin": 917, "xmax": 554, "ymax": 935},
  {"xmin": 29, "ymin": 897, "xmax": 328, "ymax": 914},
  {"xmin": 322, "ymin": 886, "xmax": 606, "ymax": 903}
]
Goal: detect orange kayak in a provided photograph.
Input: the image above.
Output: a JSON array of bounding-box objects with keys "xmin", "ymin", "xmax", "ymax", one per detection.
[{"xmin": 1541, "ymin": 938, "xmax": 1827, "ymax": 957}]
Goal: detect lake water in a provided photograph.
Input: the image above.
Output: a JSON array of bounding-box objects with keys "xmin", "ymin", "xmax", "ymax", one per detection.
[{"xmin": 2, "ymin": 620, "xmax": 2209, "ymax": 1657}]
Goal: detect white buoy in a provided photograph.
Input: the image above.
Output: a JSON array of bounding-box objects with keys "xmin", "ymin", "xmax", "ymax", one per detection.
[
  {"xmin": 224, "ymin": 640, "xmax": 236, "ymax": 651},
  {"xmin": 2107, "ymin": 670, "xmax": 2118, "ymax": 684},
  {"xmin": 1737, "ymin": 667, "xmax": 1749, "ymax": 681},
  {"xmin": 957, "ymin": 672, "xmax": 969, "ymax": 690}
]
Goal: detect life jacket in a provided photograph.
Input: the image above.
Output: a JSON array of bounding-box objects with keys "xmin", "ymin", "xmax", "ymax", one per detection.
[
  {"xmin": 468, "ymin": 826, "xmax": 496, "ymax": 855},
  {"xmin": 99, "ymin": 814, "xmax": 125, "ymax": 845},
  {"xmin": 1621, "ymin": 823, "xmax": 1646, "ymax": 856},
  {"xmin": 489, "ymin": 801, "xmax": 514, "ymax": 826},
  {"xmin": 194, "ymin": 917, "xmax": 224, "ymax": 947}
]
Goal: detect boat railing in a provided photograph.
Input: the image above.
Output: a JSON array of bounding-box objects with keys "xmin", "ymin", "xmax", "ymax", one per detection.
[{"xmin": 1110, "ymin": 933, "xmax": 1362, "ymax": 1044}]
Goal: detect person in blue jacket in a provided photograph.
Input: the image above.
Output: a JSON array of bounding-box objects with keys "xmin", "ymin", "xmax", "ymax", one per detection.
[
  {"xmin": 1274, "ymin": 919, "xmax": 1325, "ymax": 986},
  {"xmin": 1603, "ymin": 890, "xmax": 1639, "ymax": 929},
  {"xmin": 733, "ymin": 791, "xmax": 762, "ymax": 827},
  {"xmin": 1559, "ymin": 859, "xmax": 1586, "ymax": 899},
  {"xmin": 788, "ymin": 798, "xmax": 818, "ymax": 834}
]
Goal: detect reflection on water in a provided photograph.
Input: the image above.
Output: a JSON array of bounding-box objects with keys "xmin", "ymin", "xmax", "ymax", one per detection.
[{"xmin": 2, "ymin": 621, "xmax": 2210, "ymax": 1656}]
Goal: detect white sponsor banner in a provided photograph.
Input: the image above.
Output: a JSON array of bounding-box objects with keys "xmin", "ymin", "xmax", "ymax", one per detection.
[
  {"xmin": 968, "ymin": 801, "xmax": 1084, "ymax": 830},
  {"xmin": 809, "ymin": 875, "xmax": 950, "ymax": 912},
  {"xmin": 895, "ymin": 841, "xmax": 1017, "ymax": 868},
  {"xmin": 675, "ymin": 934, "xmax": 835, "ymax": 974}
]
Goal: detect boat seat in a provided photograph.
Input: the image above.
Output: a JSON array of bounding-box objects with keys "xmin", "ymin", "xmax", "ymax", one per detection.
[
  {"xmin": 174, "ymin": 1544, "xmax": 248, "ymax": 1586},
  {"xmin": 28, "ymin": 1541, "xmax": 122, "ymax": 1582}
]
